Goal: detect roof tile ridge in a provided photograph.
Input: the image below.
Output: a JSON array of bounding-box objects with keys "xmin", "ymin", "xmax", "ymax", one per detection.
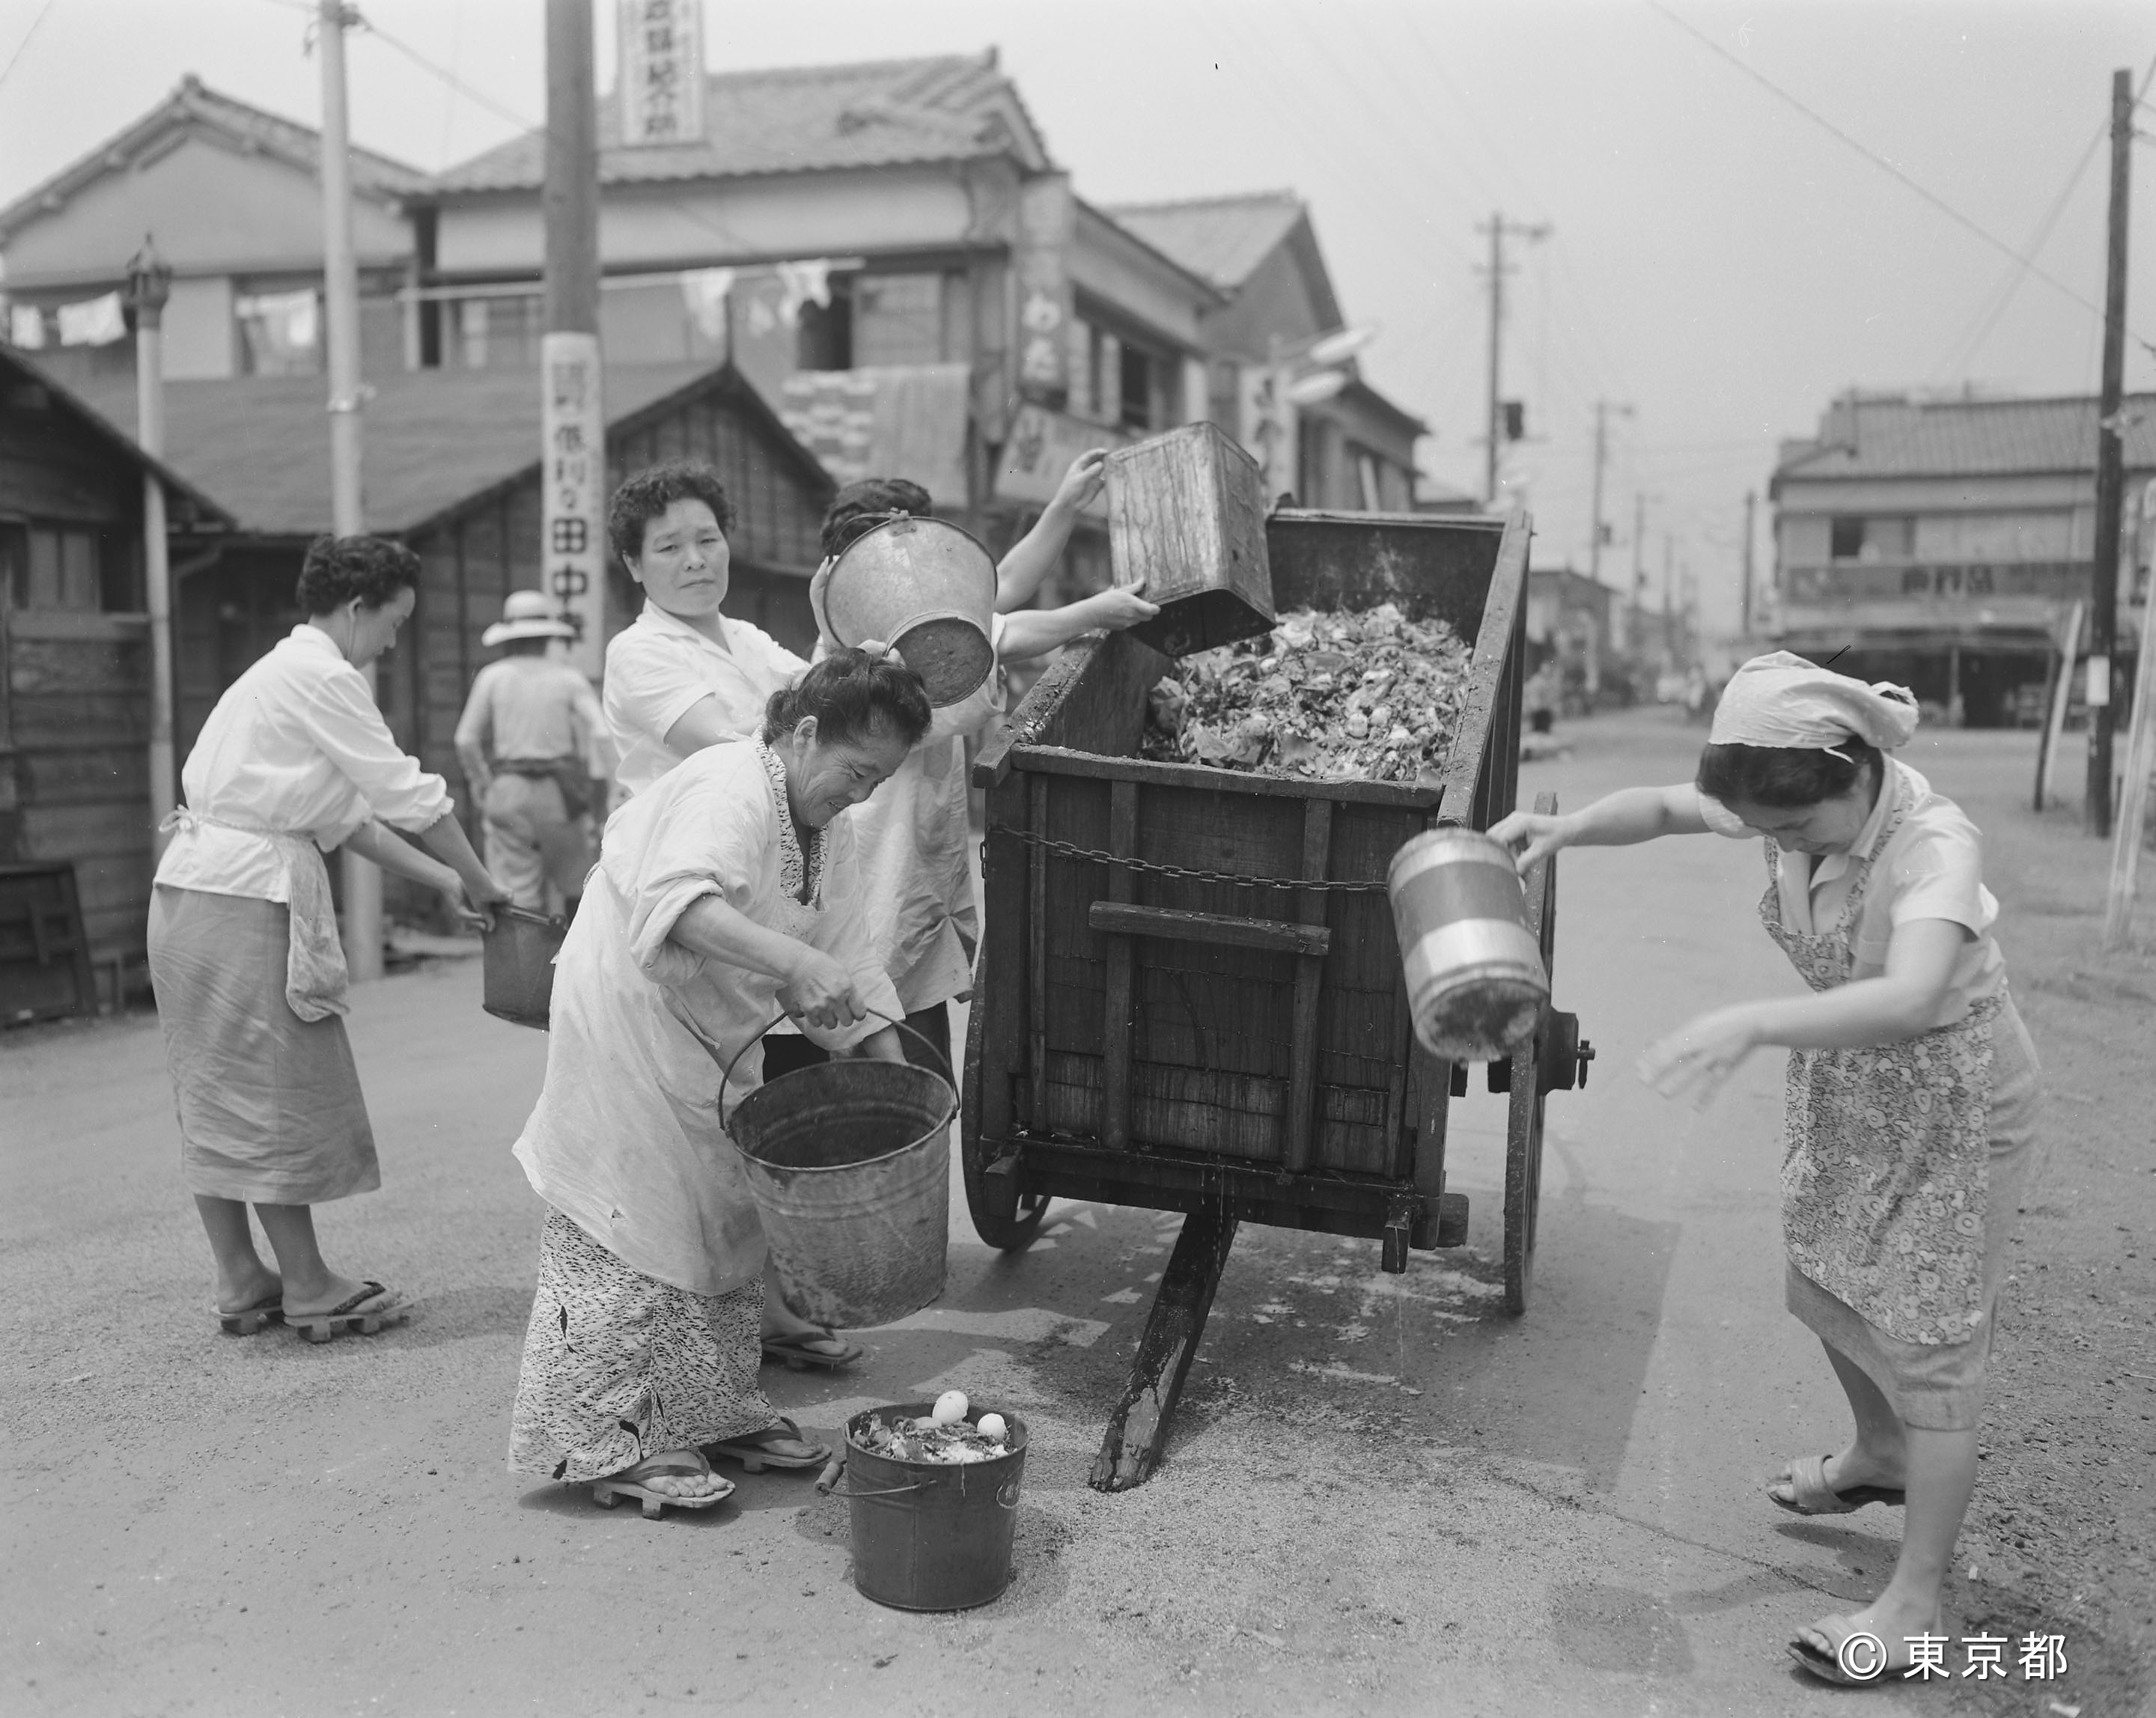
[{"xmin": 1104, "ymin": 188, "xmax": 1304, "ymax": 214}]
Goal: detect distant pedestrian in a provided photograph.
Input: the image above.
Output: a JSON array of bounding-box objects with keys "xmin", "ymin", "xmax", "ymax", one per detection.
[
  {"xmin": 454, "ymin": 591, "xmax": 608, "ymax": 916},
  {"xmin": 148, "ymin": 535, "xmax": 509, "ymax": 1343},
  {"xmin": 1492, "ymin": 651, "xmax": 2041, "ymax": 1684}
]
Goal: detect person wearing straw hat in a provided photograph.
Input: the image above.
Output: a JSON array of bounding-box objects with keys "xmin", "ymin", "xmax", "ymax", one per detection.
[
  {"xmin": 454, "ymin": 591, "xmax": 609, "ymax": 916},
  {"xmin": 506, "ymin": 651, "xmax": 928, "ymax": 1516},
  {"xmin": 1490, "ymin": 651, "xmax": 2042, "ymax": 1685}
]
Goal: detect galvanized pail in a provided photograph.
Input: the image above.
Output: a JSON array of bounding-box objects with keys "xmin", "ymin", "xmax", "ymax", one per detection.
[
  {"xmin": 819, "ymin": 1404, "xmax": 1028, "ymax": 1611},
  {"xmin": 481, "ymin": 907, "xmax": 566, "ymax": 1029},
  {"xmin": 1387, "ymin": 828, "xmax": 1547, "ymax": 1061},
  {"xmin": 714, "ymin": 1014, "xmax": 958, "ymax": 1329},
  {"xmin": 822, "ymin": 516, "xmax": 998, "ymax": 707}
]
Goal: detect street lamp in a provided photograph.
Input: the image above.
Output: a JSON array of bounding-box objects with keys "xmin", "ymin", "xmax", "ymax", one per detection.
[{"xmin": 124, "ymin": 234, "xmax": 179, "ymax": 848}]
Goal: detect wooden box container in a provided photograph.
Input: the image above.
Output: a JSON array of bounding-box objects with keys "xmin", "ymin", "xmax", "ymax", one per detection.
[{"xmin": 1105, "ymin": 421, "xmax": 1276, "ymax": 657}]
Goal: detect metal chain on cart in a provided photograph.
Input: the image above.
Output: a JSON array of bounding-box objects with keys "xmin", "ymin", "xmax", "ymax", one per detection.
[{"xmin": 992, "ymin": 826, "xmax": 1392, "ymax": 894}]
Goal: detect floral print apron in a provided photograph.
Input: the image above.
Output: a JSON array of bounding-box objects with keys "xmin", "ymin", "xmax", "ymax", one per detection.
[{"xmin": 1761, "ymin": 799, "xmax": 1997, "ymax": 1347}]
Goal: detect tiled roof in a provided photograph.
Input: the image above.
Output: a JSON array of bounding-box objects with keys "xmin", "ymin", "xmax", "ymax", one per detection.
[
  {"xmin": 1101, "ymin": 192, "xmax": 1307, "ymax": 292},
  {"xmin": 0, "ymin": 75, "xmax": 426, "ymax": 241},
  {"xmin": 58, "ymin": 362, "xmax": 793, "ymax": 537},
  {"xmin": 1776, "ymin": 392, "xmax": 2156, "ymax": 483},
  {"xmin": 430, "ymin": 52, "xmax": 1049, "ymax": 195},
  {"xmin": 1, "ymin": 349, "xmax": 234, "ymax": 528}
]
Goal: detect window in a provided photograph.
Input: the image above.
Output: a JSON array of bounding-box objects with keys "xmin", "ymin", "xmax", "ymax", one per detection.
[
  {"xmin": 452, "ymin": 295, "xmax": 543, "ymax": 370},
  {"xmin": 852, "ymin": 272, "xmax": 943, "ymax": 367},
  {"xmin": 796, "ymin": 281, "xmax": 853, "ymax": 370},
  {"xmin": 1118, "ymin": 341, "xmax": 1154, "ymax": 433},
  {"xmin": 236, "ymin": 289, "xmax": 321, "ymax": 376},
  {"xmin": 1, "ymin": 521, "xmax": 139, "ymax": 612},
  {"xmin": 1829, "ymin": 517, "xmax": 1865, "ymax": 560},
  {"xmin": 1828, "ymin": 516, "xmax": 1915, "ymax": 561}
]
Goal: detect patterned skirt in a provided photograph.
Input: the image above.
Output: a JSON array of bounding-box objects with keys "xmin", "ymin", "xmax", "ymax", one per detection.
[{"xmin": 508, "ymin": 1207, "xmax": 785, "ymax": 1483}]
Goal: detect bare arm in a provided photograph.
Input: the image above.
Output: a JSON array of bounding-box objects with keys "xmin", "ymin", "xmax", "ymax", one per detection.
[
  {"xmin": 660, "ymin": 695, "xmax": 744, "ymax": 758},
  {"xmin": 1640, "ymin": 918, "xmax": 1969, "ymax": 1108},
  {"xmin": 1488, "ymin": 783, "xmax": 1711, "ymax": 872},
  {"xmin": 996, "ymin": 450, "xmax": 1106, "ymax": 612},
  {"xmin": 997, "ymin": 583, "xmax": 1160, "ymax": 663},
  {"xmin": 413, "ymin": 810, "xmax": 510, "ymax": 910},
  {"xmin": 666, "ymin": 894, "xmax": 867, "ymax": 1032},
  {"xmin": 343, "ymin": 816, "xmax": 507, "ymax": 920}
]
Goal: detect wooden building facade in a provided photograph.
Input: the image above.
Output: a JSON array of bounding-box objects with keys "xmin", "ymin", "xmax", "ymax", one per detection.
[{"xmin": 0, "ymin": 350, "xmax": 231, "ymax": 990}]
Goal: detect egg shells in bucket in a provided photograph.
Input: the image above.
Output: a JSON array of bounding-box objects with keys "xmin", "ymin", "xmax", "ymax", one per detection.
[
  {"xmin": 932, "ymin": 1389, "xmax": 969, "ymax": 1425},
  {"xmin": 976, "ymin": 1413, "xmax": 1008, "ymax": 1440}
]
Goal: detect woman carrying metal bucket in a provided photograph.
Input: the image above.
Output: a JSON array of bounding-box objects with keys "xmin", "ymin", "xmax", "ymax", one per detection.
[{"xmin": 505, "ymin": 652, "xmax": 931, "ymax": 1517}]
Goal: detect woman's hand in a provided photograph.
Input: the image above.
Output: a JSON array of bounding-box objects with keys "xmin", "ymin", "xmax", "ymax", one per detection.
[
  {"xmin": 459, "ymin": 868, "xmax": 512, "ymax": 932},
  {"xmin": 1637, "ymin": 1005, "xmax": 1762, "ymax": 1110},
  {"xmin": 779, "ymin": 946, "xmax": 867, "ymax": 1033},
  {"xmin": 1487, "ymin": 807, "xmax": 1572, "ymax": 874},
  {"xmin": 1050, "ymin": 448, "xmax": 1108, "ymax": 516},
  {"xmin": 1084, "ymin": 580, "xmax": 1159, "ymax": 633}
]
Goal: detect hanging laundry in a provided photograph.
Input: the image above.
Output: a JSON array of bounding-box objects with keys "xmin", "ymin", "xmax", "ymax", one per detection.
[
  {"xmin": 677, "ymin": 268, "xmax": 734, "ymax": 346},
  {"xmin": 7, "ymin": 303, "xmax": 46, "ymax": 349},
  {"xmin": 57, "ymin": 291, "xmax": 126, "ymax": 347},
  {"xmin": 775, "ymin": 258, "xmax": 834, "ymax": 328}
]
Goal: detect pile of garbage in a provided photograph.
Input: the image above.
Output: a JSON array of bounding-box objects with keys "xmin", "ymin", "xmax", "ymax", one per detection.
[
  {"xmin": 853, "ymin": 1393, "xmax": 1011, "ymax": 1465},
  {"xmin": 1142, "ymin": 603, "xmax": 1476, "ymax": 785}
]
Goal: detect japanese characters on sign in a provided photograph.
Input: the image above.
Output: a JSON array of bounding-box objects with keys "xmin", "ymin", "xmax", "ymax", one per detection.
[
  {"xmin": 994, "ymin": 403, "xmax": 1130, "ymax": 514},
  {"xmin": 1014, "ymin": 174, "xmax": 1074, "ymax": 407},
  {"xmin": 540, "ymin": 332, "xmax": 607, "ymax": 678},
  {"xmin": 618, "ymin": 0, "xmax": 705, "ymax": 147}
]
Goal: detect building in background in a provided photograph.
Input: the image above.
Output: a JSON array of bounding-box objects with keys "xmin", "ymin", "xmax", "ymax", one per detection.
[
  {"xmin": 0, "ymin": 76, "xmax": 424, "ymax": 390},
  {"xmin": 1772, "ymin": 389, "xmax": 2156, "ymax": 727},
  {"xmin": 1523, "ymin": 563, "xmax": 1628, "ymax": 707},
  {"xmin": 0, "ymin": 347, "xmax": 231, "ymax": 997},
  {"xmin": 1107, "ymin": 190, "xmax": 1424, "ymax": 514}
]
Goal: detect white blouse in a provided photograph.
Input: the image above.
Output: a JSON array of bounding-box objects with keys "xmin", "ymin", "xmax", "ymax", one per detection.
[
  {"xmin": 1701, "ymin": 756, "xmax": 2007, "ymax": 1023},
  {"xmin": 602, "ymin": 601, "xmax": 808, "ymax": 798},
  {"xmin": 511, "ymin": 740, "xmax": 903, "ymax": 1296},
  {"xmin": 156, "ymin": 625, "xmax": 451, "ymax": 902}
]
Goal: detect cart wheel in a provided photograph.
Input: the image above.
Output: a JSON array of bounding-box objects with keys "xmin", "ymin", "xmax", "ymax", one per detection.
[
  {"xmin": 960, "ymin": 956, "xmax": 1050, "ymax": 1250},
  {"xmin": 1502, "ymin": 792, "xmax": 1559, "ymax": 1315}
]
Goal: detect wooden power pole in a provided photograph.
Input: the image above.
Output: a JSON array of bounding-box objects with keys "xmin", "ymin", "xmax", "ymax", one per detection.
[
  {"xmin": 1479, "ymin": 213, "xmax": 1548, "ymax": 505},
  {"xmin": 1589, "ymin": 400, "xmax": 1631, "ymax": 588},
  {"xmin": 2087, "ymin": 65, "xmax": 2133, "ymax": 838},
  {"xmin": 542, "ymin": 0, "xmax": 607, "ymax": 679},
  {"xmin": 318, "ymin": 0, "xmax": 381, "ymax": 981},
  {"xmin": 1741, "ymin": 489, "xmax": 1758, "ymax": 638}
]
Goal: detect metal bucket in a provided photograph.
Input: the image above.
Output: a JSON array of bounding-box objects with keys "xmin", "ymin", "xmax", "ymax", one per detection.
[
  {"xmin": 1388, "ymin": 828, "xmax": 1547, "ymax": 1061},
  {"xmin": 821, "ymin": 1404, "xmax": 1028, "ymax": 1611},
  {"xmin": 822, "ymin": 516, "xmax": 997, "ymax": 707},
  {"xmin": 481, "ymin": 907, "xmax": 566, "ymax": 1029},
  {"xmin": 725, "ymin": 1055, "xmax": 957, "ymax": 1329}
]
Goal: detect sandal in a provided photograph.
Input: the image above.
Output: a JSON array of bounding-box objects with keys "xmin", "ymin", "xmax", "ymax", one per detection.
[
  {"xmin": 285, "ymin": 1282, "xmax": 409, "ymax": 1345},
  {"xmin": 591, "ymin": 1452, "xmax": 734, "ymax": 1520},
  {"xmin": 1770, "ymin": 1453, "xmax": 1904, "ymax": 1516},
  {"xmin": 704, "ymin": 1416, "xmax": 831, "ymax": 1472},
  {"xmin": 215, "ymin": 1289, "xmax": 284, "ymax": 1337},
  {"xmin": 1788, "ymin": 1612, "xmax": 1943, "ymax": 1684},
  {"xmin": 761, "ymin": 1331, "xmax": 863, "ymax": 1371}
]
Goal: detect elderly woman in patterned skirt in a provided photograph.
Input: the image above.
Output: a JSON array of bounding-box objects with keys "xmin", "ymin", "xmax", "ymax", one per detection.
[{"xmin": 507, "ymin": 650, "xmax": 930, "ymax": 1514}]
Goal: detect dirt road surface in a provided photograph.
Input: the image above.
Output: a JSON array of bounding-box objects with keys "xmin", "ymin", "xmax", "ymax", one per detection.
[{"xmin": 3, "ymin": 710, "xmax": 2149, "ymax": 1717}]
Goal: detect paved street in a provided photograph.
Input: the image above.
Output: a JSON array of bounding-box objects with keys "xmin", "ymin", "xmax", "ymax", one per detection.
[{"xmin": 2, "ymin": 709, "xmax": 2143, "ymax": 1717}]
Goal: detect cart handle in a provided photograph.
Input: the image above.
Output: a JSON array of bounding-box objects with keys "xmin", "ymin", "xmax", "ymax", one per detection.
[{"xmin": 666, "ymin": 999, "xmax": 956, "ymax": 1133}]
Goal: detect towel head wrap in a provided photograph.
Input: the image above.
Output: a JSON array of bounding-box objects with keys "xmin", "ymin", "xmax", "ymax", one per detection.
[{"xmin": 1708, "ymin": 651, "xmax": 1919, "ymax": 759}]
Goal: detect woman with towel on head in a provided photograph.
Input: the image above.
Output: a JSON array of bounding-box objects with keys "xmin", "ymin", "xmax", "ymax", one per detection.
[{"xmin": 1491, "ymin": 652, "xmax": 2041, "ymax": 1684}]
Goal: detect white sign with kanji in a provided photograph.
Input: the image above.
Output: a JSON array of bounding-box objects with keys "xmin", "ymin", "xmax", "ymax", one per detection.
[
  {"xmin": 618, "ymin": 0, "xmax": 704, "ymax": 147},
  {"xmin": 541, "ymin": 331, "xmax": 607, "ymax": 678}
]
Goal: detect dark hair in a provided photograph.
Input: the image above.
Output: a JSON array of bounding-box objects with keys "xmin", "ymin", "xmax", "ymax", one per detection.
[
  {"xmin": 296, "ymin": 534, "xmax": 421, "ymax": 615},
  {"xmin": 820, "ymin": 477, "xmax": 934, "ymax": 561},
  {"xmin": 1696, "ymin": 739, "xmax": 1881, "ymax": 808},
  {"xmin": 761, "ymin": 648, "xmax": 931, "ymax": 751},
  {"xmin": 607, "ymin": 460, "xmax": 735, "ymax": 563}
]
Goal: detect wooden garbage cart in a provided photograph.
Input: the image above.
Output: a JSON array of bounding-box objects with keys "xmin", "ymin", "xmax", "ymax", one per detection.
[{"xmin": 966, "ymin": 508, "xmax": 1592, "ymax": 1491}]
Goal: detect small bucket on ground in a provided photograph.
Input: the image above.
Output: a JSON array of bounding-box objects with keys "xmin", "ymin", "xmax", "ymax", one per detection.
[
  {"xmin": 820, "ymin": 516, "xmax": 998, "ymax": 707},
  {"xmin": 1388, "ymin": 827, "xmax": 1547, "ymax": 1061},
  {"xmin": 481, "ymin": 906, "xmax": 566, "ymax": 1029},
  {"xmin": 697, "ymin": 1010, "xmax": 958, "ymax": 1329},
  {"xmin": 817, "ymin": 1404, "xmax": 1028, "ymax": 1611}
]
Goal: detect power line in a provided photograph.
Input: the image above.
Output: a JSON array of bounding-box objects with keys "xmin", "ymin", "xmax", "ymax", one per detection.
[
  {"xmin": 0, "ymin": 0, "xmax": 58, "ymax": 97},
  {"xmin": 1643, "ymin": 0, "xmax": 2156, "ymax": 359}
]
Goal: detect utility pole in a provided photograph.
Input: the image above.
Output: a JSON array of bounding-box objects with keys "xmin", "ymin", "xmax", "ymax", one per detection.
[
  {"xmin": 542, "ymin": 0, "xmax": 606, "ymax": 679},
  {"xmin": 318, "ymin": 0, "xmax": 380, "ymax": 981},
  {"xmin": 1478, "ymin": 212, "xmax": 1549, "ymax": 505},
  {"xmin": 1588, "ymin": 400, "xmax": 1631, "ymax": 588},
  {"xmin": 2087, "ymin": 64, "xmax": 2134, "ymax": 838},
  {"xmin": 125, "ymin": 239, "xmax": 176, "ymax": 853},
  {"xmin": 1741, "ymin": 488, "xmax": 1758, "ymax": 637}
]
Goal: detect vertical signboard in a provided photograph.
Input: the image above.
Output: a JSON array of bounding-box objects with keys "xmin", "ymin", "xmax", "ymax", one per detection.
[
  {"xmin": 542, "ymin": 331, "xmax": 607, "ymax": 677},
  {"xmin": 1014, "ymin": 172, "xmax": 1073, "ymax": 407},
  {"xmin": 619, "ymin": 0, "xmax": 705, "ymax": 146}
]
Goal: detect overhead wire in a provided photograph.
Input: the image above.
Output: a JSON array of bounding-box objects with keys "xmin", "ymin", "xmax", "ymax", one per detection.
[
  {"xmin": 1643, "ymin": 0, "xmax": 2156, "ymax": 359},
  {"xmin": 0, "ymin": 0, "xmax": 57, "ymax": 97}
]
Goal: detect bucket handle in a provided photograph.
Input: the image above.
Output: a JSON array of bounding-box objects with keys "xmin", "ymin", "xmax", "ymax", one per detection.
[{"xmin": 668, "ymin": 999, "xmax": 956, "ymax": 1133}]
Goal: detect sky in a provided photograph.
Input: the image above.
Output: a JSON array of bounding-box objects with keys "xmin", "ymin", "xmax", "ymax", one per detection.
[{"xmin": 1, "ymin": 0, "xmax": 2153, "ymax": 637}]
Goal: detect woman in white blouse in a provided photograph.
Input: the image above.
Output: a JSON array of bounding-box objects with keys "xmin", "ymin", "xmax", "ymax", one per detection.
[
  {"xmin": 508, "ymin": 651, "xmax": 927, "ymax": 1514},
  {"xmin": 149, "ymin": 536, "xmax": 508, "ymax": 1342}
]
